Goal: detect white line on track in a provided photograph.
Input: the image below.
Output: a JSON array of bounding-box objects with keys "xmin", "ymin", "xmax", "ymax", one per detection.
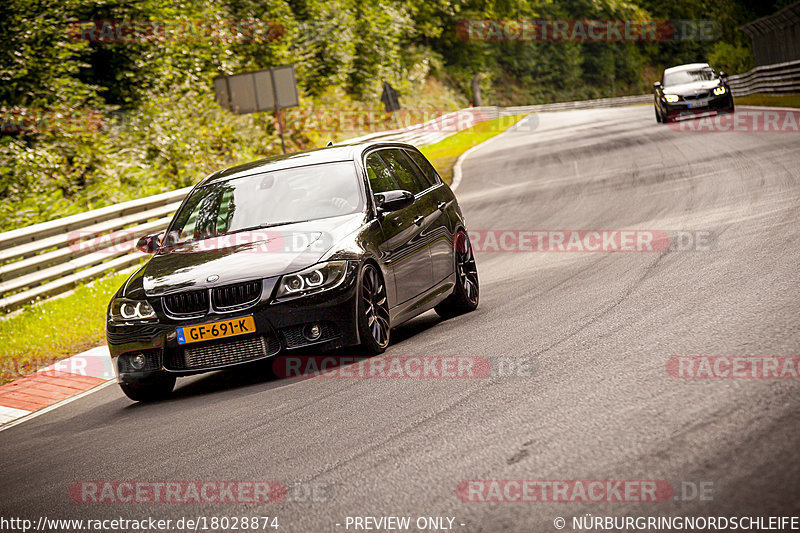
[{"xmin": 451, "ymin": 114, "xmax": 537, "ymax": 193}]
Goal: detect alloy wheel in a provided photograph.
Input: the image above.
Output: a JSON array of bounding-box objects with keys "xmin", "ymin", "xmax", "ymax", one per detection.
[
  {"xmin": 361, "ymin": 265, "xmax": 390, "ymax": 347},
  {"xmin": 455, "ymin": 232, "xmax": 479, "ymax": 305}
]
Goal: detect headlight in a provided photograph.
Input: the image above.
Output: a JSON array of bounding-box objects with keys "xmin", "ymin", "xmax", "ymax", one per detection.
[
  {"xmin": 276, "ymin": 261, "xmax": 348, "ymax": 299},
  {"xmin": 109, "ymin": 298, "xmax": 157, "ymax": 322},
  {"xmin": 713, "ymin": 86, "xmax": 726, "ymax": 95},
  {"xmin": 664, "ymin": 94, "xmax": 679, "ymax": 103}
]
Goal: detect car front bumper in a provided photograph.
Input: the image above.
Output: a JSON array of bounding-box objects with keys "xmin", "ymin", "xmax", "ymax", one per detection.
[
  {"xmin": 663, "ymin": 93, "xmax": 732, "ymax": 116},
  {"xmin": 107, "ymin": 265, "xmax": 361, "ymax": 383}
]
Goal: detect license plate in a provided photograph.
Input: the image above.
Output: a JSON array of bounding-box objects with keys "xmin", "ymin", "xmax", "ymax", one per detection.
[
  {"xmin": 176, "ymin": 316, "xmax": 256, "ymax": 345},
  {"xmin": 688, "ymin": 98, "xmax": 709, "ymax": 108}
]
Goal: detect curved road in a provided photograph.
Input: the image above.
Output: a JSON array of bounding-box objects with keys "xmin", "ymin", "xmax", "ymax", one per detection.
[{"xmin": 2, "ymin": 105, "xmax": 799, "ymax": 531}]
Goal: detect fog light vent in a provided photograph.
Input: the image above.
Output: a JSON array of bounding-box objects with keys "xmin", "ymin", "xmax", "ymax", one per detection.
[
  {"xmin": 130, "ymin": 353, "xmax": 146, "ymax": 370},
  {"xmin": 119, "ymin": 349, "xmax": 162, "ymax": 373},
  {"xmin": 304, "ymin": 324, "xmax": 322, "ymax": 341},
  {"xmin": 281, "ymin": 322, "xmax": 340, "ymax": 348}
]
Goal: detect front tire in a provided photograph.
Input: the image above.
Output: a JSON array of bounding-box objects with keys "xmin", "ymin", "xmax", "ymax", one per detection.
[
  {"xmin": 655, "ymin": 107, "xmax": 663, "ymax": 123},
  {"xmin": 357, "ymin": 264, "xmax": 390, "ymax": 355},
  {"xmin": 119, "ymin": 374, "xmax": 175, "ymax": 402},
  {"xmin": 723, "ymin": 100, "xmax": 735, "ymax": 114},
  {"xmin": 435, "ymin": 231, "xmax": 479, "ymax": 319}
]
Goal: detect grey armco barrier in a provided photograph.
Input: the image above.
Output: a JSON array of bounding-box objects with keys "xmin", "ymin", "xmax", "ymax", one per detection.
[{"xmin": 725, "ymin": 59, "xmax": 800, "ymax": 97}]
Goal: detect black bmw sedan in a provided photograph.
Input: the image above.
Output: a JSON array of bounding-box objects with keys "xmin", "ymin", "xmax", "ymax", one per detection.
[
  {"xmin": 653, "ymin": 63, "xmax": 734, "ymax": 123},
  {"xmin": 107, "ymin": 142, "xmax": 479, "ymax": 401}
]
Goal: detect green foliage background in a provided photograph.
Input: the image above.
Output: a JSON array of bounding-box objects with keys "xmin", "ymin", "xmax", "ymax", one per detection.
[{"xmin": 0, "ymin": 0, "xmax": 780, "ymax": 230}]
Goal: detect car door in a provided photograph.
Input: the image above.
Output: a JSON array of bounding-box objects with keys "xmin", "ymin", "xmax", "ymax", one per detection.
[
  {"xmin": 365, "ymin": 150, "xmax": 433, "ymax": 305},
  {"xmin": 403, "ymin": 148, "xmax": 455, "ymax": 284}
]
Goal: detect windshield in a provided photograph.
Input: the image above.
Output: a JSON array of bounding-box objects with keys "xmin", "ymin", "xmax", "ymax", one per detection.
[
  {"xmin": 663, "ymin": 67, "xmax": 717, "ymax": 87},
  {"xmin": 168, "ymin": 161, "xmax": 363, "ymax": 243}
]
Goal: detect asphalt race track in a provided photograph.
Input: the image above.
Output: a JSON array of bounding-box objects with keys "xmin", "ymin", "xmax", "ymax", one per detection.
[{"xmin": 2, "ymin": 105, "xmax": 799, "ymax": 531}]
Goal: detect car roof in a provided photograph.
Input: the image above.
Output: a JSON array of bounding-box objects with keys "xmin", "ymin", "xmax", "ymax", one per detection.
[
  {"xmin": 198, "ymin": 141, "xmax": 416, "ymax": 186},
  {"xmin": 664, "ymin": 63, "xmax": 712, "ymax": 75}
]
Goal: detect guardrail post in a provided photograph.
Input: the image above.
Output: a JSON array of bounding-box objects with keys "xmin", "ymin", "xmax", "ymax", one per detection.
[{"xmin": 472, "ymin": 75, "xmax": 483, "ymax": 107}]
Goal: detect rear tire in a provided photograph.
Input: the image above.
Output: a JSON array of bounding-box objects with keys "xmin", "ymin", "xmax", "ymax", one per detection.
[
  {"xmin": 357, "ymin": 264, "xmax": 390, "ymax": 355},
  {"xmin": 119, "ymin": 374, "xmax": 175, "ymax": 402},
  {"xmin": 435, "ymin": 231, "xmax": 479, "ymax": 319}
]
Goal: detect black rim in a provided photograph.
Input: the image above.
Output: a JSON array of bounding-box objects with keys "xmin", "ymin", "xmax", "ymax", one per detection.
[
  {"xmin": 361, "ymin": 265, "xmax": 390, "ymax": 347},
  {"xmin": 455, "ymin": 232, "xmax": 479, "ymax": 304}
]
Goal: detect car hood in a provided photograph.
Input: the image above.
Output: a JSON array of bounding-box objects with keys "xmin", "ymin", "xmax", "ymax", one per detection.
[
  {"xmin": 131, "ymin": 213, "xmax": 368, "ymax": 297},
  {"xmin": 664, "ymin": 80, "xmax": 723, "ymax": 95}
]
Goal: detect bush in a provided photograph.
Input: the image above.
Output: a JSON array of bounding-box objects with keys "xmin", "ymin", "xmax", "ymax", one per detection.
[
  {"xmin": 708, "ymin": 42, "xmax": 754, "ymax": 75},
  {"xmin": 0, "ymin": 77, "xmax": 467, "ymax": 231}
]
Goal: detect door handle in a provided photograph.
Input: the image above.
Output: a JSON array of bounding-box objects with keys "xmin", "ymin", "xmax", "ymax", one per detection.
[
  {"xmin": 413, "ymin": 215, "xmax": 424, "ymax": 226},
  {"xmin": 437, "ymin": 201, "xmax": 447, "ymax": 211}
]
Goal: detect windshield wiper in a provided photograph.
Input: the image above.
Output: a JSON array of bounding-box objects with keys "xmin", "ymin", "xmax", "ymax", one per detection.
[{"xmin": 221, "ymin": 220, "xmax": 314, "ymax": 237}]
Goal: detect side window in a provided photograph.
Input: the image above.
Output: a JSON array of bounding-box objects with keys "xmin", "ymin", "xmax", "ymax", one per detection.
[
  {"xmin": 366, "ymin": 152, "xmax": 398, "ymax": 194},
  {"xmin": 405, "ymin": 149, "xmax": 441, "ymax": 187},
  {"xmin": 379, "ymin": 149, "xmax": 428, "ymax": 195}
]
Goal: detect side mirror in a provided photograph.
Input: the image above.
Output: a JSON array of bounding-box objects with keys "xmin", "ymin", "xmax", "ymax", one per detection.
[
  {"xmin": 375, "ymin": 190, "xmax": 414, "ymax": 213},
  {"xmin": 653, "ymin": 81, "xmax": 662, "ymax": 89},
  {"xmin": 719, "ymin": 71, "xmax": 728, "ymax": 79},
  {"xmin": 136, "ymin": 233, "xmax": 163, "ymax": 254}
]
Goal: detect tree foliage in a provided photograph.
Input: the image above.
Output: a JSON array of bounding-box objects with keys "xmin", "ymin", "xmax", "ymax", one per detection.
[{"xmin": 0, "ymin": 0, "xmax": 782, "ymax": 229}]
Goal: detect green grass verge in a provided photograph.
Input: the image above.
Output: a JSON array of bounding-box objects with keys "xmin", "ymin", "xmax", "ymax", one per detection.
[
  {"xmin": 0, "ymin": 268, "xmax": 137, "ymax": 384},
  {"xmin": 734, "ymin": 93, "xmax": 800, "ymax": 108},
  {"xmin": 420, "ymin": 114, "xmax": 528, "ymax": 184}
]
